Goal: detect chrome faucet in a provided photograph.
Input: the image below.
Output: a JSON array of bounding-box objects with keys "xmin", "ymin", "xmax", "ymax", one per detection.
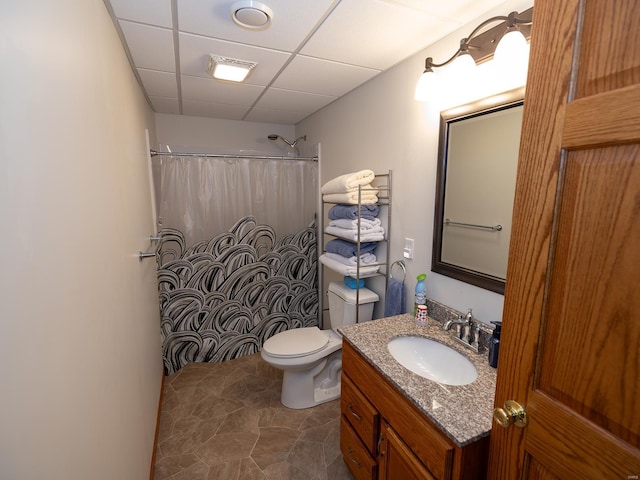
[
  {"xmin": 443, "ymin": 315, "xmax": 469, "ymax": 332},
  {"xmin": 443, "ymin": 309, "xmax": 476, "ymax": 347}
]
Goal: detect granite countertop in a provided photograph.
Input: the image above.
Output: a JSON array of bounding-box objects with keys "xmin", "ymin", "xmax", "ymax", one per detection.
[{"xmin": 339, "ymin": 313, "xmax": 497, "ymax": 447}]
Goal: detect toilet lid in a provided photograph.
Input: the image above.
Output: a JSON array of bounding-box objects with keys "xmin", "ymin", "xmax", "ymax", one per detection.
[{"xmin": 262, "ymin": 327, "xmax": 329, "ymax": 358}]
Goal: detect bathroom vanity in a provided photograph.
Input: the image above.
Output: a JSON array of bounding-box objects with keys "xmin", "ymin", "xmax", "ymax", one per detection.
[{"xmin": 339, "ymin": 315, "xmax": 496, "ymax": 480}]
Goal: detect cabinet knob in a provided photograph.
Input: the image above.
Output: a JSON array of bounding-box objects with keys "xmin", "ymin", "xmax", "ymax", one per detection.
[{"xmin": 493, "ymin": 400, "xmax": 528, "ymax": 428}]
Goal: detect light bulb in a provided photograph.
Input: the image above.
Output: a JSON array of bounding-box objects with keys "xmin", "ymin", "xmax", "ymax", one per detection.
[
  {"xmin": 414, "ymin": 70, "xmax": 438, "ymax": 101},
  {"xmin": 494, "ymin": 28, "xmax": 528, "ymax": 64},
  {"xmin": 213, "ymin": 63, "xmax": 252, "ymax": 82},
  {"xmin": 448, "ymin": 52, "xmax": 476, "ymax": 77}
]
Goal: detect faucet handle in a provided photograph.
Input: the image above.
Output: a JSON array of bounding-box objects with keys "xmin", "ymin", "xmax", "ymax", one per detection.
[{"xmin": 460, "ymin": 323, "xmax": 471, "ymax": 343}]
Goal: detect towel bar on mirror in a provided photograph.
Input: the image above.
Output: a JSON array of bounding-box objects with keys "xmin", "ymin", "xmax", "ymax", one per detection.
[{"xmin": 444, "ymin": 218, "xmax": 503, "ymax": 231}]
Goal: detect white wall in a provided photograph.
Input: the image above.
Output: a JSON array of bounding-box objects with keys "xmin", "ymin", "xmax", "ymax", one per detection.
[
  {"xmin": 154, "ymin": 113, "xmax": 296, "ymax": 155},
  {"xmin": 298, "ymin": 0, "xmax": 533, "ymax": 326},
  {"xmin": 0, "ymin": 1, "xmax": 162, "ymax": 479}
]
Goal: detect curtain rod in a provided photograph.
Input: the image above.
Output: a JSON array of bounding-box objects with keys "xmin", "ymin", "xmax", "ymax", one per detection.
[{"xmin": 150, "ymin": 150, "xmax": 318, "ymax": 162}]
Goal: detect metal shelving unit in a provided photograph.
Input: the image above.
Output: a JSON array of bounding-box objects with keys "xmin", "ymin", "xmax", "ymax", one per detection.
[{"xmin": 319, "ymin": 170, "xmax": 392, "ymax": 325}]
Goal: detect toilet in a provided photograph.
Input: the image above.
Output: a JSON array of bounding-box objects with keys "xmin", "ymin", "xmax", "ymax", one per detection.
[{"xmin": 261, "ymin": 282, "xmax": 379, "ymax": 409}]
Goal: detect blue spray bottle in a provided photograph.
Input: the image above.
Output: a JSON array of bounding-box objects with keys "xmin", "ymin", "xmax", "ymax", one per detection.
[{"xmin": 414, "ymin": 273, "xmax": 427, "ymax": 316}]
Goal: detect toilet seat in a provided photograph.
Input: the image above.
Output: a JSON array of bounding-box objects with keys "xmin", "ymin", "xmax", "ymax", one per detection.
[{"xmin": 262, "ymin": 327, "xmax": 329, "ymax": 358}]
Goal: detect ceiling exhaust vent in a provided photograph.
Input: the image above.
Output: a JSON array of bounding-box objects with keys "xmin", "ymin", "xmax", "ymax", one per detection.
[{"xmin": 230, "ymin": 1, "xmax": 273, "ymax": 30}]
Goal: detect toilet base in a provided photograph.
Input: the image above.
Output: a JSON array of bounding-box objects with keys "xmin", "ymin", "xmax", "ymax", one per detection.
[{"xmin": 280, "ymin": 350, "xmax": 342, "ymax": 409}]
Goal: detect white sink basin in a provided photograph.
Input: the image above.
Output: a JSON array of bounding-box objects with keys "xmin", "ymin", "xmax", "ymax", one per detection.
[{"xmin": 387, "ymin": 336, "xmax": 478, "ymax": 386}]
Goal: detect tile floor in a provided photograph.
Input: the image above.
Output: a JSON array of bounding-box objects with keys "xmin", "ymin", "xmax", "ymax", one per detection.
[{"xmin": 154, "ymin": 353, "xmax": 354, "ymax": 480}]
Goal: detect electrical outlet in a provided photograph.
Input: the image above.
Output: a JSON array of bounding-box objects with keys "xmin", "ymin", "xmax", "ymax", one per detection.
[{"xmin": 404, "ymin": 237, "xmax": 414, "ymax": 259}]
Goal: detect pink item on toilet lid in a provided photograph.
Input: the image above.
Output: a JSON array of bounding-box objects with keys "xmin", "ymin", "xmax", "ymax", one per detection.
[{"xmin": 262, "ymin": 327, "xmax": 328, "ymax": 358}]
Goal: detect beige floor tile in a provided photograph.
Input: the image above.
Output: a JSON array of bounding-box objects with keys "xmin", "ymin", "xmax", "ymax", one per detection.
[
  {"xmin": 287, "ymin": 439, "xmax": 327, "ymax": 480},
  {"xmin": 252, "ymin": 426, "xmax": 300, "ymax": 469},
  {"xmin": 263, "ymin": 461, "xmax": 315, "ymax": 480},
  {"xmin": 195, "ymin": 431, "xmax": 259, "ymax": 465}
]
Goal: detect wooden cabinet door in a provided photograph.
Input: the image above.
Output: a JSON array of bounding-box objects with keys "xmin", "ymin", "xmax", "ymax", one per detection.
[
  {"xmin": 488, "ymin": 0, "xmax": 640, "ymax": 478},
  {"xmin": 378, "ymin": 422, "xmax": 436, "ymax": 480}
]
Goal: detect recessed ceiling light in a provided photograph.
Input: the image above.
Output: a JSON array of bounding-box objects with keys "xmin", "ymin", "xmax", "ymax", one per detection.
[
  {"xmin": 230, "ymin": 1, "xmax": 273, "ymax": 30},
  {"xmin": 206, "ymin": 55, "xmax": 257, "ymax": 82}
]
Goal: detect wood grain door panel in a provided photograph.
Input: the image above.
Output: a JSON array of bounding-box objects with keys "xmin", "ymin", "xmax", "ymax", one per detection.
[
  {"xmin": 575, "ymin": 1, "xmax": 640, "ymax": 96},
  {"xmin": 539, "ymin": 147, "xmax": 640, "ymax": 445}
]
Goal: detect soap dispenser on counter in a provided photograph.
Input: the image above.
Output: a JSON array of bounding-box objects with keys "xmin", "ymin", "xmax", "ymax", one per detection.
[{"xmin": 488, "ymin": 321, "xmax": 502, "ymax": 368}]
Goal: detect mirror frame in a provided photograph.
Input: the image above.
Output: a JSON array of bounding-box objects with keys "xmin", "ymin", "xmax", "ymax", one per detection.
[{"xmin": 432, "ymin": 87, "xmax": 525, "ymax": 295}]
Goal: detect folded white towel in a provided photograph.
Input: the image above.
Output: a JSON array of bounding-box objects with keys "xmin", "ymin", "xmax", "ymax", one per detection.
[
  {"xmin": 319, "ymin": 254, "xmax": 380, "ymax": 277},
  {"xmin": 329, "ymin": 218, "xmax": 382, "ymax": 230},
  {"xmin": 324, "ymin": 252, "xmax": 377, "ymax": 266},
  {"xmin": 325, "ymin": 225, "xmax": 385, "ymax": 242},
  {"xmin": 322, "ymin": 190, "xmax": 378, "ymax": 205},
  {"xmin": 321, "ymin": 170, "xmax": 375, "ymax": 194}
]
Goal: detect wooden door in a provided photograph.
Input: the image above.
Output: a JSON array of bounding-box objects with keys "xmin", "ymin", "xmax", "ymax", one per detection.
[{"xmin": 488, "ymin": 0, "xmax": 640, "ymax": 478}]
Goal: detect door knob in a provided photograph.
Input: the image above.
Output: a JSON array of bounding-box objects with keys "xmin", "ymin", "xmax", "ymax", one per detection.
[{"xmin": 493, "ymin": 400, "xmax": 528, "ymax": 428}]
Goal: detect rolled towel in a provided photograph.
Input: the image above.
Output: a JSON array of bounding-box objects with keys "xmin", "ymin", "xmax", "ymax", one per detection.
[
  {"xmin": 325, "ymin": 239, "xmax": 377, "ymax": 257},
  {"xmin": 321, "ymin": 170, "xmax": 375, "ymax": 194},
  {"xmin": 324, "ymin": 252, "xmax": 377, "ymax": 266},
  {"xmin": 323, "ymin": 190, "xmax": 378, "ymax": 205},
  {"xmin": 325, "ymin": 225, "xmax": 385, "ymax": 242},
  {"xmin": 328, "ymin": 204, "xmax": 379, "ymax": 221},
  {"xmin": 319, "ymin": 254, "xmax": 380, "ymax": 277},
  {"xmin": 329, "ymin": 218, "xmax": 382, "ymax": 230}
]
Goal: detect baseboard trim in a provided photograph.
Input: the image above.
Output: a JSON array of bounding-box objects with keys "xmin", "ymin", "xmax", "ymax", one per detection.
[{"xmin": 149, "ymin": 369, "xmax": 165, "ymax": 480}]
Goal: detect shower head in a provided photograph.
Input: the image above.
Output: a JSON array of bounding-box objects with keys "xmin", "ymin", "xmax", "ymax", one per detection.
[{"xmin": 267, "ymin": 134, "xmax": 307, "ymax": 150}]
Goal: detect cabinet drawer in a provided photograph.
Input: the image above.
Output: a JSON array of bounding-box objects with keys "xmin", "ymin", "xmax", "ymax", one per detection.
[
  {"xmin": 341, "ymin": 373, "xmax": 380, "ymax": 455},
  {"xmin": 341, "ymin": 416, "xmax": 377, "ymax": 480}
]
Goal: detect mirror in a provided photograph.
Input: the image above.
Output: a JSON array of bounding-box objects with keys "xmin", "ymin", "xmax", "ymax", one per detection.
[{"xmin": 432, "ymin": 87, "xmax": 525, "ymax": 294}]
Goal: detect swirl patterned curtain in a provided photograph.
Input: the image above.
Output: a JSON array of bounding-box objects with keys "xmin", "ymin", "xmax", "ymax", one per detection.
[{"xmin": 155, "ymin": 156, "xmax": 318, "ymax": 374}]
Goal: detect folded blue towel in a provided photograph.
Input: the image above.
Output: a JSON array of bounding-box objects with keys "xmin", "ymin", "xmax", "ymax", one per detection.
[
  {"xmin": 325, "ymin": 239, "xmax": 377, "ymax": 257},
  {"xmin": 344, "ymin": 276, "xmax": 365, "ymax": 289},
  {"xmin": 384, "ymin": 277, "xmax": 405, "ymax": 317},
  {"xmin": 328, "ymin": 204, "xmax": 380, "ymax": 221}
]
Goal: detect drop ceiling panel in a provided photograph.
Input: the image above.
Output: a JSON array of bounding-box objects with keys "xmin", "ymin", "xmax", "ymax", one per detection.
[
  {"xmin": 108, "ymin": 0, "xmax": 173, "ymax": 28},
  {"xmin": 149, "ymin": 96, "xmax": 180, "ymax": 114},
  {"xmin": 119, "ymin": 20, "xmax": 176, "ymax": 72},
  {"xmin": 181, "ymin": 74, "xmax": 263, "ymax": 104},
  {"xmin": 177, "ymin": 0, "xmax": 337, "ymax": 51},
  {"xmin": 301, "ymin": 0, "xmax": 461, "ymax": 70},
  {"xmin": 179, "ymin": 32, "xmax": 291, "ymax": 85},
  {"xmin": 272, "ymin": 55, "xmax": 380, "ymax": 97},
  {"xmin": 137, "ymin": 69, "xmax": 178, "ymax": 98}
]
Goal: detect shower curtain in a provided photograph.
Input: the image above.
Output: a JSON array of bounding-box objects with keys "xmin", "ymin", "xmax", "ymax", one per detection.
[{"xmin": 155, "ymin": 155, "xmax": 319, "ymax": 374}]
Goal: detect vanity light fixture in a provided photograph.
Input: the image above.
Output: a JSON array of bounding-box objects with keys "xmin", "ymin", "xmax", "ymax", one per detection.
[
  {"xmin": 415, "ymin": 9, "xmax": 532, "ymax": 101},
  {"xmin": 206, "ymin": 55, "xmax": 257, "ymax": 82}
]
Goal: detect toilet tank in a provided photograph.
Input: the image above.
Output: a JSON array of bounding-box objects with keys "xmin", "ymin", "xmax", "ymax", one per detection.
[{"xmin": 327, "ymin": 282, "xmax": 379, "ymax": 331}]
